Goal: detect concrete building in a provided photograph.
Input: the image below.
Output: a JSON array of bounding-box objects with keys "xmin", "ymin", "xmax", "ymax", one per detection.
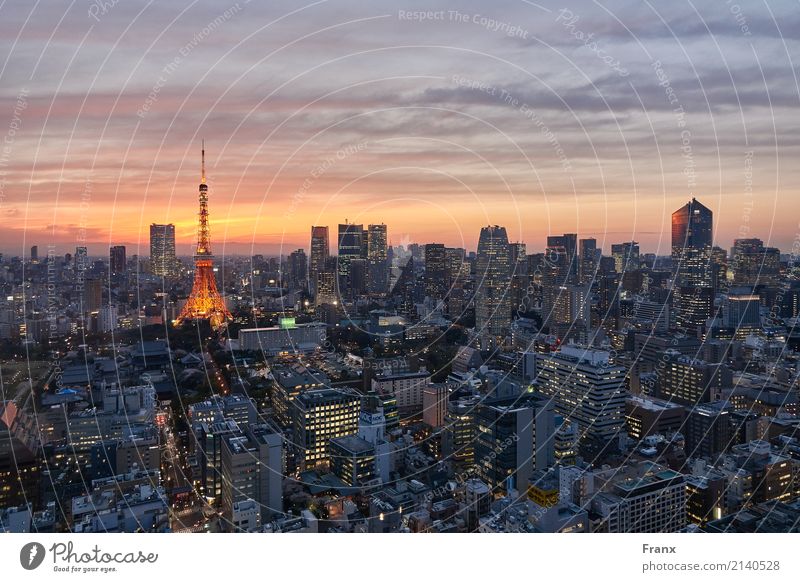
[
  {"xmin": 422, "ymin": 383, "xmax": 448, "ymax": 428},
  {"xmin": 535, "ymin": 345, "xmax": 626, "ymax": 445},
  {"xmin": 329, "ymin": 435, "xmax": 376, "ymax": 486},
  {"xmin": 293, "ymin": 388, "xmax": 361, "ymax": 469},
  {"xmin": 238, "ymin": 321, "xmax": 326, "ymax": 355},
  {"xmin": 473, "ymin": 393, "xmax": 555, "ymax": 497},
  {"xmin": 591, "ymin": 462, "xmax": 686, "ymax": 533},
  {"xmin": 371, "ymin": 370, "xmax": 431, "ymax": 415}
]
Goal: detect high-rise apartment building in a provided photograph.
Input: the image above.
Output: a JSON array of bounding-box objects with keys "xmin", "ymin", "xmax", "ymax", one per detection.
[
  {"xmin": 475, "ymin": 225, "xmax": 511, "ymax": 346},
  {"xmin": 424, "ymin": 243, "xmax": 447, "ymax": 301},
  {"xmin": 309, "ymin": 226, "xmax": 329, "ymax": 295},
  {"xmin": 578, "ymin": 238, "xmax": 597, "ymax": 284},
  {"xmin": 366, "ymin": 224, "xmax": 388, "ymax": 294},
  {"xmin": 337, "ymin": 222, "xmax": 365, "ymax": 298},
  {"xmin": 287, "ymin": 248, "xmax": 307, "ymax": 290},
  {"xmin": 730, "ymin": 238, "xmax": 780, "ymax": 286},
  {"xmin": 109, "ymin": 245, "xmax": 126, "ymax": 275},
  {"xmin": 150, "ymin": 223, "xmax": 177, "ymax": 278},
  {"xmin": 611, "ymin": 241, "xmax": 640, "ymax": 273}
]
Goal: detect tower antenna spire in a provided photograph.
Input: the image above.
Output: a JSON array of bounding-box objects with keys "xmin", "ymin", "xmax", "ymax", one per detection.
[{"xmin": 201, "ymin": 139, "xmax": 206, "ymax": 184}]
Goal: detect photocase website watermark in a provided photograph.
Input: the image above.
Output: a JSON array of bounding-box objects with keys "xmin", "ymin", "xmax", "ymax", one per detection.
[
  {"xmin": 87, "ymin": 0, "xmax": 121, "ymax": 22},
  {"xmin": 19, "ymin": 541, "xmax": 158, "ymax": 573},
  {"xmin": 556, "ymin": 9, "xmax": 629, "ymax": 77}
]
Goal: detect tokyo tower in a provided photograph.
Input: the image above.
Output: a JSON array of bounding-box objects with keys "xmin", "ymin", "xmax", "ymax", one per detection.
[{"xmin": 175, "ymin": 142, "xmax": 232, "ymax": 328}]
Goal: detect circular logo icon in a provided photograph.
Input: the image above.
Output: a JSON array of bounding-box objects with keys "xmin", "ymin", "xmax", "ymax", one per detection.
[{"xmin": 19, "ymin": 542, "xmax": 46, "ymax": 570}]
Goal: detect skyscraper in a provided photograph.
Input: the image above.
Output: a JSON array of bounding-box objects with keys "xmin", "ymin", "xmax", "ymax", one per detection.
[
  {"xmin": 611, "ymin": 241, "xmax": 640, "ymax": 273},
  {"xmin": 82, "ymin": 278, "xmax": 103, "ymax": 314},
  {"xmin": 672, "ymin": 197, "xmax": 713, "ymax": 285},
  {"xmin": 149, "ymin": 224, "xmax": 177, "ymax": 278},
  {"xmin": 672, "ymin": 198, "xmax": 714, "ymax": 331},
  {"xmin": 391, "ymin": 256, "xmax": 418, "ymax": 318},
  {"xmin": 578, "ymin": 238, "xmax": 597, "ymax": 284},
  {"xmin": 309, "ymin": 226, "xmax": 329, "ymax": 295},
  {"xmin": 424, "ymin": 243, "xmax": 447, "ymax": 301},
  {"xmin": 730, "ymin": 238, "xmax": 780, "ymax": 286},
  {"xmin": 444, "ymin": 247, "xmax": 467, "ymax": 317},
  {"xmin": 337, "ymin": 222, "xmax": 364, "ymax": 298},
  {"xmin": 546, "ymin": 233, "xmax": 578, "ymax": 282},
  {"xmin": 109, "ymin": 245, "xmax": 126, "ymax": 275},
  {"xmin": 315, "ymin": 259, "xmax": 338, "ymax": 307},
  {"xmin": 75, "ymin": 246, "xmax": 89, "ymax": 273},
  {"xmin": 287, "ymin": 249, "xmax": 307, "ymax": 290},
  {"xmin": 475, "ymin": 225, "xmax": 511, "ymax": 346},
  {"xmin": 366, "ymin": 223, "xmax": 388, "ymax": 294}
]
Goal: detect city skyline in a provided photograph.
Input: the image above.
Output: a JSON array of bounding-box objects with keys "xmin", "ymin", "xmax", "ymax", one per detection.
[{"xmin": 11, "ymin": 210, "xmax": 797, "ymax": 260}]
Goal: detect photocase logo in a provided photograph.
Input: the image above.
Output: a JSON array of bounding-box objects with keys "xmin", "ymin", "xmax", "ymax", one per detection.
[{"xmin": 19, "ymin": 542, "xmax": 46, "ymax": 570}]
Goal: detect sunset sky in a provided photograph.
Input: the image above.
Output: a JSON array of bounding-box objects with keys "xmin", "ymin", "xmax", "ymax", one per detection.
[{"xmin": 0, "ymin": 0, "xmax": 798, "ymax": 257}]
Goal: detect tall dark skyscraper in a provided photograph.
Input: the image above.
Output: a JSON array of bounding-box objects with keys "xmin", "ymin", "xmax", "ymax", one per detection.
[
  {"xmin": 366, "ymin": 223, "xmax": 388, "ymax": 294},
  {"xmin": 475, "ymin": 225, "xmax": 511, "ymax": 346},
  {"xmin": 424, "ymin": 243, "xmax": 447, "ymax": 301},
  {"xmin": 337, "ymin": 222, "xmax": 364, "ymax": 298},
  {"xmin": 730, "ymin": 238, "xmax": 780, "ymax": 286},
  {"xmin": 150, "ymin": 223, "xmax": 177, "ymax": 278},
  {"xmin": 287, "ymin": 249, "xmax": 308, "ymax": 290},
  {"xmin": 672, "ymin": 198, "xmax": 714, "ymax": 331},
  {"xmin": 578, "ymin": 238, "xmax": 597, "ymax": 284},
  {"xmin": 110, "ymin": 245, "xmax": 126, "ymax": 275},
  {"xmin": 611, "ymin": 241, "xmax": 640, "ymax": 273},
  {"xmin": 672, "ymin": 197, "xmax": 713, "ymax": 284},
  {"xmin": 542, "ymin": 234, "xmax": 576, "ymax": 328},
  {"xmin": 82, "ymin": 277, "xmax": 102, "ymax": 313},
  {"xmin": 30, "ymin": 245, "xmax": 38, "ymax": 263},
  {"xmin": 444, "ymin": 247, "xmax": 467, "ymax": 317},
  {"xmin": 309, "ymin": 226, "xmax": 329, "ymax": 295},
  {"xmin": 546, "ymin": 233, "xmax": 578, "ymax": 282}
]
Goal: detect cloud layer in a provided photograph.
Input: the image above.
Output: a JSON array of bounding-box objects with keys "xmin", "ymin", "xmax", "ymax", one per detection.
[{"xmin": 0, "ymin": 0, "xmax": 797, "ymax": 256}]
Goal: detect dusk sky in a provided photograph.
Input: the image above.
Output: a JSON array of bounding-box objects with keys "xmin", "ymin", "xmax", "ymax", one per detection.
[{"xmin": 0, "ymin": 0, "xmax": 798, "ymax": 257}]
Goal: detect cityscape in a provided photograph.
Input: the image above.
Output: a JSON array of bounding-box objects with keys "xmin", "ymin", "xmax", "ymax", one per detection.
[
  {"xmin": 2, "ymin": 148, "xmax": 799, "ymax": 533},
  {"xmin": 1, "ymin": 0, "xmax": 799, "ymax": 546}
]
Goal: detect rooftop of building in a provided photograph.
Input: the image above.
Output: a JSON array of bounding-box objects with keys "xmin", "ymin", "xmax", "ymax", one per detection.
[
  {"xmin": 296, "ymin": 387, "xmax": 360, "ymax": 406},
  {"xmin": 704, "ymin": 501, "xmax": 800, "ymax": 533},
  {"xmin": 329, "ymin": 434, "xmax": 374, "ymax": 455},
  {"xmin": 271, "ymin": 364, "xmax": 327, "ymax": 389},
  {"xmin": 627, "ymin": 394, "xmax": 685, "ymax": 412},
  {"xmin": 240, "ymin": 322, "xmax": 326, "ymax": 333}
]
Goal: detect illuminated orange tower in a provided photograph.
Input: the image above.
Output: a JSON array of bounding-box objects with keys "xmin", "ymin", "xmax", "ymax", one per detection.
[{"xmin": 175, "ymin": 142, "xmax": 232, "ymax": 328}]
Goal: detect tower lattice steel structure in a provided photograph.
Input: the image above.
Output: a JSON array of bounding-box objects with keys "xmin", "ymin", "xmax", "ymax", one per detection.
[{"xmin": 175, "ymin": 142, "xmax": 232, "ymax": 328}]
